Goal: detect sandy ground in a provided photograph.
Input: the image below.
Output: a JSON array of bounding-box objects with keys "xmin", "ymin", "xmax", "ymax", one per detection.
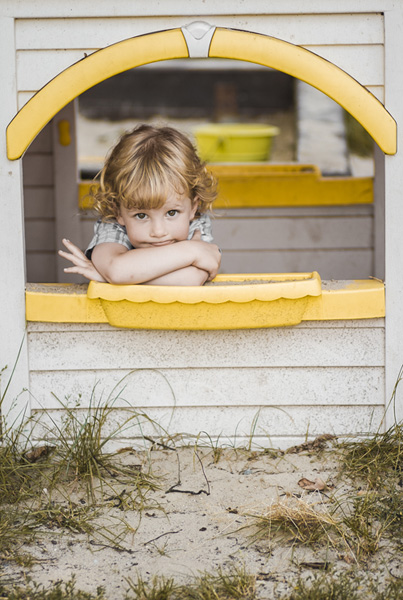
[{"xmin": 2, "ymin": 442, "xmax": 401, "ymax": 598}]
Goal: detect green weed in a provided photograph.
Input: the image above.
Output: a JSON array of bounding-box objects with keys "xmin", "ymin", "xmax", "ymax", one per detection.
[
  {"xmin": 34, "ymin": 392, "xmax": 160, "ymax": 503},
  {"xmin": 125, "ymin": 565, "xmax": 256, "ymax": 600},
  {"xmin": 282, "ymin": 571, "xmax": 403, "ymax": 600},
  {"xmin": 337, "ymin": 424, "xmax": 403, "ymax": 489},
  {"xmin": 0, "ymin": 576, "xmax": 106, "ymax": 600}
]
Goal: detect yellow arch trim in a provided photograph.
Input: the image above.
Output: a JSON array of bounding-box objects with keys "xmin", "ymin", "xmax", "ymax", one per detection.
[
  {"xmin": 7, "ymin": 26, "xmax": 397, "ymax": 159},
  {"xmin": 209, "ymin": 28, "xmax": 397, "ymax": 155},
  {"xmin": 7, "ymin": 29, "xmax": 189, "ymax": 160}
]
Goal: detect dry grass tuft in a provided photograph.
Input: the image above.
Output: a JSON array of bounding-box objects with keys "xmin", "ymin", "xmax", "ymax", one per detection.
[{"xmin": 246, "ymin": 496, "xmax": 341, "ymax": 547}]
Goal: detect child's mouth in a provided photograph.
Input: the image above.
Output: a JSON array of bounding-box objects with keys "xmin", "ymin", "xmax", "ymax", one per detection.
[{"xmin": 149, "ymin": 240, "xmax": 174, "ymax": 246}]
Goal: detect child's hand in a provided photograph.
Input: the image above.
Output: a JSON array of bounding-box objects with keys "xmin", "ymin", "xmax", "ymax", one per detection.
[
  {"xmin": 58, "ymin": 239, "xmax": 107, "ymax": 283},
  {"xmin": 190, "ymin": 241, "xmax": 221, "ymax": 281}
]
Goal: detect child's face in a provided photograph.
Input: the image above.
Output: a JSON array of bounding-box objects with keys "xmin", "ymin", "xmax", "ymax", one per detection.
[{"xmin": 117, "ymin": 191, "xmax": 198, "ymax": 248}]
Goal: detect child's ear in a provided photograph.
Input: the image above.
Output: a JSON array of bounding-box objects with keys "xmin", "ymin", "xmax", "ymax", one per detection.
[{"xmin": 116, "ymin": 213, "xmax": 125, "ymax": 226}]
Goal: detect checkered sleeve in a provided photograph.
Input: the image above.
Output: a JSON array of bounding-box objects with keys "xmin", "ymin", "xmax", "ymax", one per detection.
[
  {"xmin": 85, "ymin": 220, "xmax": 134, "ymax": 259},
  {"xmin": 187, "ymin": 213, "xmax": 214, "ymax": 243}
]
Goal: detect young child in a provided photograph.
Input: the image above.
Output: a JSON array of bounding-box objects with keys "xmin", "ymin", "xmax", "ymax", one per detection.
[{"xmin": 59, "ymin": 124, "xmax": 221, "ymax": 286}]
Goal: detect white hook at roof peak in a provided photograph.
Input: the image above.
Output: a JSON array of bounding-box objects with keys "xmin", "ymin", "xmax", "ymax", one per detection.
[{"xmin": 181, "ymin": 21, "xmax": 216, "ymax": 58}]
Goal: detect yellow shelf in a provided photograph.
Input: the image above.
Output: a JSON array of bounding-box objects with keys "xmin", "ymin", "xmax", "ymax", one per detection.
[
  {"xmin": 78, "ymin": 165, "xmax": 373, "ymax": 211},
  {"xmin": 26, "ymin": 275, "xmax": 385, "ymax": 330}
]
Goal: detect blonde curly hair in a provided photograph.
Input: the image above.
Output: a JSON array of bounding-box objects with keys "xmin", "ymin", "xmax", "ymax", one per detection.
[{"xmin": 91, "ymin": 124, "xmax": 217, "ymax": 220}]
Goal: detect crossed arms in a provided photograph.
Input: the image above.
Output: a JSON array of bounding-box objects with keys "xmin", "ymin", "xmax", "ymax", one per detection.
[{"xmin": 59, "ymin": 233, "xmax": 221, "ymax": 286}]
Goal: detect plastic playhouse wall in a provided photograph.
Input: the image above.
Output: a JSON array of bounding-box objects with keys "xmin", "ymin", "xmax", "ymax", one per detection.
[{"xmin": 3, "ymin": 1, "xmax": 403, "ymax": 447}]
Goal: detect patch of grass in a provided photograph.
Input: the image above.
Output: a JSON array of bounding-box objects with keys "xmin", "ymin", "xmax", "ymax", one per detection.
[
  {"xmin": 340, "ymin": 486, "xmax": 403, "ymax": 554},
  {"xmin": 0, "ymin": 503, "xmax": 37, "ymax": 560},
  {"xmin": 283, "ymin": 571, "xmax": 362, "ymax": 600},
  {"xmin": 125, "ymin": 565, "xmax": 256, "ymax": 600},
  {"xmin": 196, "ymin": 432, "xmax": 225, "ymax": 464},
  {"xmin": 335, "ymin": 423, "xmax": 403, "ymax": 555},
  {"xmin": 35, "ymin": 392, "xmax": 160, "ymax": 503},
  {"xmin": 28, "ymin": 500, "xmax": 99, "ymax": 534},
  {"xmin": 125, "ymin": 575, "xmax": 177, "ymax": 600},
  {"xmin": 0, "ymin": 576, "xmax": 106, "ymax": 600},
  {"xmin": 337, "ymin": 424, "xmax": 403, "ymax": 489},
  {"xmin": 282, "ymin": 571, "xmax": 403, "ymax": 600},
  {"xmin": 0, "ymin": 420, "xmax": 52, "ymax": 505},
  {"xmin": 0, "ymin": 385, "xmax": 164, "ymax": 561}
]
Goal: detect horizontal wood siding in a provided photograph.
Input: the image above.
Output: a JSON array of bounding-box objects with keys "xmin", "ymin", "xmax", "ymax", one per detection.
[
  {"xmin": 2, "ymin": 1, "xmax": 395, "ymax": 18},
  {"xmin": 23, "ymin": 121, "xmax": 56, "ymax": 282},
  {"xmin": 27, "ymin": 321, "xmax": 385, "ymax": 448},
  {"xmin": 15, "ymin": 14, "xmax": 383, "ymax": 49}
]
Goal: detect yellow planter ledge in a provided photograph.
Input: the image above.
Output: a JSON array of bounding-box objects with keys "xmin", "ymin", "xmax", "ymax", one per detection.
[{"xmin": 25, "ymin": 274, "xmax": 385, "ymax": 330}]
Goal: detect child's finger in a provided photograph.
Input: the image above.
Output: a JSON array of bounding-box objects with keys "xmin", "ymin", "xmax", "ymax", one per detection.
[
  {"xmin": 62, "ymin": 239, "xmax": 86, "ymax": 259},
  {"xmin": 58, "ymin": 250, "xmax": 87, "ymax": 267}
]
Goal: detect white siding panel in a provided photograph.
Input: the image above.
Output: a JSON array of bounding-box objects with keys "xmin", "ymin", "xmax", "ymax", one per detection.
[
  {"xmin": 3, "ymin": 1, "xmax": 396, "ymax": 19},
  {"xmin": 32, "ymin": 404, "xmax": 385, "ymax": 441},
  {"xmin": 214, "ymin": 217, "xmax": 372, "ymax": 250},
  {"xmin": 15, "ymin": 14, "xmax": 383, "ymax": 50},
  {"xmin": 29, "ymin": 366, "xmax": 384, "ymax": 410},
  {"xmin": 27, "ymin": 327, "xmax": 385, "ymax": 371}
]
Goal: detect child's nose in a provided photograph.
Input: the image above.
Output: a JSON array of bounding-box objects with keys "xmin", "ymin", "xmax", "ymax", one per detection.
[{"xmin": 150, "ymin": 218, "xmax": 167, "ymax": 238}]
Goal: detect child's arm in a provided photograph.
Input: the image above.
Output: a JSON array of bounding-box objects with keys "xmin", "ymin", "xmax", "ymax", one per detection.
[
  {"xmin": 144, "ymin": 266, "xmax": 209, "ymax": 286},
  {"xmin": 59, "ymin": 238, "xmax": 220, "ymax": 285},
  {"xmin": 91, "ymin": 239, "xmax": 221, "ymax": 285}
]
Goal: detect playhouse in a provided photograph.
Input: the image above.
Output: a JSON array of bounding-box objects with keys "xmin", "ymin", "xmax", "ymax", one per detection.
[{"xmin": 1, "ymin": 1, "xmax": 402, "ymax": 448}]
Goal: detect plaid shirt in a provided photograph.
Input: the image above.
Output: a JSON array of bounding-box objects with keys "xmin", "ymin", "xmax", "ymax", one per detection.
[{"xmin": 85, "ymin": 213, "xmax": 213, "ymax": 259}]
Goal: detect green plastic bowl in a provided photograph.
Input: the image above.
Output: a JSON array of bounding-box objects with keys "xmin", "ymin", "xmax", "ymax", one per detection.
[{"xmin": 194, "ymin": 123, "xmax": 280, "ymax": 162}]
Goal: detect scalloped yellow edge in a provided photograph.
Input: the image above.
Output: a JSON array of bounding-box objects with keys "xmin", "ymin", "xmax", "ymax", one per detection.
[
  {"xmin": 87, "ymin": 272, "xmax": 322, "ymax": 304},
  {"xmin": 25, "ymin": 277, "xmax": 385, "ymax": 330}
]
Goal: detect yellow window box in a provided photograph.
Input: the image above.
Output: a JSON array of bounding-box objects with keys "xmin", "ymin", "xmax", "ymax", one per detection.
[
  {"xmin": 25, "ymin": 274, "xmax": 385, "ymax": 330},
  {"xmin": 86, "ymin": 272, "xmax": 321, "ymax": 329}
]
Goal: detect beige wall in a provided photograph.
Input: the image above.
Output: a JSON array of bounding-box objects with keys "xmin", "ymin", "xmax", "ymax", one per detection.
[{"xmin": 28, "ymin": 319, "xmax": 385, "ymax": 448}]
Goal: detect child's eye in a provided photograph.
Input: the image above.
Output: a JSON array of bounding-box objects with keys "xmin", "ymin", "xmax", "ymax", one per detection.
[
  {"xmin": 134, "ymin": 212, "xmax": 148, "ymax": 220},
  {"xmin": 167, "ymin": 209, "xmax": 178, "ymax": 217}
]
